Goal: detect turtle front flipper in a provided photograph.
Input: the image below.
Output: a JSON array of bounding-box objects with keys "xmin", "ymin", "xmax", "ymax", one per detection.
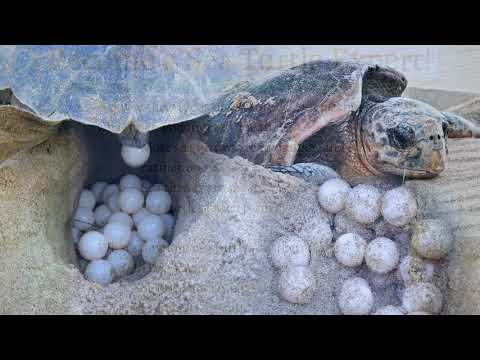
[
  {"xmin": 269, "ymin": 163, "xmax": 340, "ymax": 186},
  {"xmin": 0, "ymin": 104, "xmax": 61, "ymax": 163},
  {"xmin": 441, "ymin": 111, "xmax": 480, "ymax": 138}
]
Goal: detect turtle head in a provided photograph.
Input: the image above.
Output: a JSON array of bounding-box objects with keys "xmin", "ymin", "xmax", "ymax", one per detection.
[{"xmin": 360, "ymin": 97, "xmax": 447, "ymax": 178}]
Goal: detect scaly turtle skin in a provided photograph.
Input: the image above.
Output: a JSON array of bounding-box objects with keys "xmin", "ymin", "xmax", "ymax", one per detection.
[{"xmin": 192, "ymin": 60, "xmax": 480, "ymax": 183}]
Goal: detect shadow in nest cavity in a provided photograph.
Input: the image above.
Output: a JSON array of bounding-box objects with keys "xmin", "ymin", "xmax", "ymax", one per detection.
[{"xmin": 69, "ymin": 122, "xmax": 182, "ymax": 285}]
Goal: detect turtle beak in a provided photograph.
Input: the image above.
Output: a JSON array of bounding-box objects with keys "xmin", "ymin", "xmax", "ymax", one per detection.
[{"xmin": 426, "ymin": 150, "xmax": 445, "ymax": 175}]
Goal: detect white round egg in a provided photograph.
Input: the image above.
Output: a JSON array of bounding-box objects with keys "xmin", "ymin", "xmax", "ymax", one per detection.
[
  {"xmin": 299, "ymin": 218, "xmax": 333, "ymax": 258},
  {"xmin": 397, "ymin": 255, "xmax": 435, "ymax": 285},
  {"xmin": 345, "ymin": 184, "xmax": 382, "ymax": 224},
  {"xmin": 150, "ymin": 184, "xmax": 166, "ymax": 192},
  {"xmin": 90, "ymin": 182, "xmax": 108, "ymax": 202},
  {"xmin": 73, "ymin": 207, "xmax": 95, "ymax": 231},
  {"xmin": 107, "ymin": 249, "xmax": 134, "ymax": 279},
  {"xmin": 270, "ymin": 235, "xmax": 310, "ymax": 269},
  {"xmin": 411, "ymin": 219, "xmax": 454, "ymax": 260},
  {"xmin": 278, "ymin": 265, "xmax": 316, "ymax": 304},
  {"xmin": 338, "ymin": 277, "xmax": 373, "ymax": 315},
  {"xmin": 78, "ymin": 189, "xmax": 96, "ymax": 210},
  {"xmin": 381, "ymin": 186, "xmax": 417, "ymax": 226},
  {"xmin": 402, "ymin": 282, "xmax": 442, "ymax": 314},
  {"xmin": 137, "ymin": 214, "xmax": 166, "ymax": 242},
  {"xmin": 94, "ymin": 205, "xmax": 112, "ymax": 227},
  {"xmin": 101, "ymin": 184, "xmax": 119, "ymax": 204},
  {"xmin": 317, "ymin": 178, "xmax": 351, "ymax": 214},
  {"xmin": 373, "ymin": 305, "xmax": 405, "ymax": 315},
  {"xmin": 103, "ymin": 222, "xmax": 132, "ymax": 249},
  {"xmin": 121, "ymin": 144, "xmax": 150, "ymax": 168},
  {"xmin": 365, "ymin": 237, "xmax": 399, "ymax": 274},
  {"xmin": 146, "ymin": 190, "xmax": 172, "ymax": 214},
  {"xmin": 127, "ymin": 231, "xmax": 144, "ymax": 257},
  {"xmin": 119, "ymin": 174, "xmax": 142, "ymax": 190},
  {"xmin": 119, "ymin": 188, "xmax": 144, "ymax": 214},
  {"xmin": 106, "ymin": 191, "xmax": 121, "ymax": 213},
  {"xmin": 142, "ymin": 237, "xmax": 168, "ymax": 265},
  {"xmin": 133, "ymin": 208, "xmax": 152, "ymax": 227},
  {"xmin": 334, "ymin": 233, "xmax": 367, "ymax": 267},
  {"xmin": 108, "ymin": 212, "xmax": 134, "ymax": 228},
  {"xmin": 84, "ymin": 260, "xmax": 114, "ymax": 286},
  {"xmin": 78, "ymin": 231, "xmax": 109, "ymax": 260}
]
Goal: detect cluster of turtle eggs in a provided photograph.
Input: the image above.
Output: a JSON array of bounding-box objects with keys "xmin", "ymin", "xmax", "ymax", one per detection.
[
  {"xmin": 270, "ymin": 177, "xmax": 453, "ymax": 315},
  {"xmin": 71, "ymin": 174, "xmax": 174, "ymax": 285}
]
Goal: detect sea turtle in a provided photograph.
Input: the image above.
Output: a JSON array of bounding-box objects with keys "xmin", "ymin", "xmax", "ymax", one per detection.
[
  {"xmin": 0, "ymin": 45, "xmax": 278, "ymax": 162},
  {"xmin": 188, "ymin": 60, "xmax": 480, "ymax": 183}
]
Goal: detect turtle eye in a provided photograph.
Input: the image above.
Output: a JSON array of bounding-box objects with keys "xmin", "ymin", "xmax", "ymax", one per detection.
[{"xmin": 386, "ymin": 123, "xmax": 416, "ymax": 150}]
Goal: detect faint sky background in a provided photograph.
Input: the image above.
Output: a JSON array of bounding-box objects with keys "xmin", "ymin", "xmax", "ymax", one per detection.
[{"xmin": 231, "ymin": 45, "xmax": 480, "ymax": 93}]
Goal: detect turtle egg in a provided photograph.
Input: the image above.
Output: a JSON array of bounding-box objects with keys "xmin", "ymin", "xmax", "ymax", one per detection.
[
  {"xmin": 159, "ymin": 213, "xmax": 175, "ymax": 243},
  {"xmin": 94, "ymin": 205, "xmax": 112, "ymax": 227},
  {"xmin": 78, "ymin": 231, "xmax": 108, "ymax": 260},
  {"xmin": 270, "ymin": 235, "xmax": 310, "ymax": 269},
  {"xmin": 119, "ymin": 174, "xmax": 142, "ymax": 190},
  {"xmin": 365, "ymin": 237, "xmax": 399, "ymax": 274},
  {"xmin": 84, "ymin": 260, "xmax": 114, "ymax": 286},
  {"xmin": 402, "ymin": 282, "xmax": 442, "ymax": 314},
  {"xmin": 317, "ymin": 178, "xmax": 351, "ymax": 214},
  {"xmin": 106, "ymin": 191, "xmax": 121, "ymax": 213},
  {"xmin": 138, "ymin": 215, "xmax": 166, "ymax": 242},
  {"xmin": 119, "ymin": 188, "xmax": 144, "ymax": 214},
  {"xmin": 127, "ymin": 231, "xmax": 144, "ymax": 257},
  {"xmin": 372, "ymin": 305, "xmax": 405, "ymax": 315},
  {"xmin": 345, "ymin": 184, "xmax": 382, "ymax": 224},
  {"xmin": 73, "ymin": 207, "xmax": 95, "ymax": 231},
  {"xmin": 397, "ymin": 255, "xmax": 434, "ymax": 285},
  {"xmin": 107, "ymin": 249, "xmax": 134, "ymax": 279},
  {"xmin": 102, "ymin": 184, "xmax": 119, "ymax": 204},
  {"xmin": 338, "ymin": 277, "xmax": 373, "ymax": 315},
  {"xmin": 298, "ymin": 218, "xmax": 333, "ymax": 258},
  {"xmin": 146, "ymin": 190, "xmax": 172, "ymax": 215},
  {"xmin": 103, "ymin": 222, "xmax": 132, "ymax": 249},
  {"xmin": 91, "ymin": 182, "xmax": 108, "ymax": 202},
  {"xmin": 133, "ymin": 208, "xmax": 151, "ymax": 227},
  {"xmin": 108, "ymin": 212, "xmax": 134, "ymax": 228},
  {"xmin": 150, "ymin": 184, "xmax": 166, "ymax": 192},
  {"xmin": 334, "ymin": 233, "xmax": 367, "ymax": 267},
  {"xmin": 381, "ymin": 186, "xmax": 417, "ymax": 226},
  {"xmin": 78, "ymin": 189, "xmax": 96, "ymax": 210},
  {"xmin": 121, "ymin": 144, "xmax": 150, "ymax": 168},
  {"xmin": 278, "ymin": 265, "xmax": 316, "ymax": 304},
  {"xmin": 411, "ymin": 219, "xmax": 454, "ymax": 260},
  {"xmin": 142, "ymin": 237, "xmax": 168, "ymax": 265}
]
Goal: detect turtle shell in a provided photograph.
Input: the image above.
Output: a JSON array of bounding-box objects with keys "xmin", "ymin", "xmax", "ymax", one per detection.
[
  {"xmin": 196, "ymin": 60, "xmax": 408, "ymax": 166},
  {"xmin": 0, "ymin": 45, "xmax": 281, "ymax": 133},
  {"xmin": 0, "ymin": 45, "xmax": 288, "ymax": 161}
]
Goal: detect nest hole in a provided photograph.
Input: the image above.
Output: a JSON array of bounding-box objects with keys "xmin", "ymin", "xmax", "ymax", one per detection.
[{"xmin": 69, "ymin": 122, "xmax": 181, "ymax": 285}]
